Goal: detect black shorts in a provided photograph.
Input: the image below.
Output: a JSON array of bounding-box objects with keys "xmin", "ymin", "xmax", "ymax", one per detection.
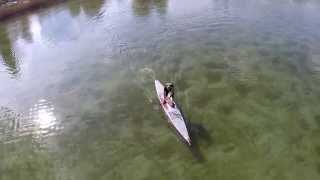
[{"xmin": 164, "ymin": 88, "xmax": 174, "ymax": 98}]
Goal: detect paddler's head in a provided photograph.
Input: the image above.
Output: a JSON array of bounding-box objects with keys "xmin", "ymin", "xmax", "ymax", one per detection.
[{"xmin": 165, "ymin": 82, "xmax": 174, "ymax": 91}]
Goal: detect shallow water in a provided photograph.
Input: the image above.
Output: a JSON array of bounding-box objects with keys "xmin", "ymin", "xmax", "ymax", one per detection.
[{"xmin": 1, "ymin": 0, "xmax": 320, "ymax": 179}]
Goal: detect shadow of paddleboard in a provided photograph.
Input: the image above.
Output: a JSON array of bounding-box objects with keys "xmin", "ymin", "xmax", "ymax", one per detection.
[
  {"xmin": 176, "ymin": 102, "xmax": 212, "ymax": 162},
  {"xmin": 187, "ymin": 122, "xmax": 213, "ymax": 163}
]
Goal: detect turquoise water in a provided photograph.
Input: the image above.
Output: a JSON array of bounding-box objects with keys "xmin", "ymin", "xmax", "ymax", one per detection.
[{"xmin": 1, "ymin": 0, "xmax": 320, "ymax": 179}]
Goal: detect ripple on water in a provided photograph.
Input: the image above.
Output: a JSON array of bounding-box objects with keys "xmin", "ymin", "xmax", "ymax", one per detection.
[
  {"xmin": 203, "ymin": 61, "xmax": 229, "ymax": 70},
  {"xmin": 0, "ymin": 99, "xmax": 61, "ymax": 144},
  {"xmin": 310, "ymin": 54, "xmax": 320, "ymax": 81},
  {"xmin": 206, "ymin": 70, "xmax": 223, "ymax": 84},
  {"xmin": 233, "ymin": 82, "xmax": 252, "ymax": 97},
  {"xmin": 315, "ymin": 115, "xmax": 320, "ymax": 128}
]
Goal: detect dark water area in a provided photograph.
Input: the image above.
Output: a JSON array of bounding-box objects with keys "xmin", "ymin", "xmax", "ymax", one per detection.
[{"xmin": 1, "ymin": 0, "xmax": 320, "ymax": 179}]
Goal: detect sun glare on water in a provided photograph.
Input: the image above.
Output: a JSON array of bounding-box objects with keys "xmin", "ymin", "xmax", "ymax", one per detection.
[{"xmin": 29, "ymin": 99, "xmax": 57, "ymax": 135}]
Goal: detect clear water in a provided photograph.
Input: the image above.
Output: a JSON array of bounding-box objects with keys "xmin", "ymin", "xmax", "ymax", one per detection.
[{"xmin": 1, "ymin": 0, "xmax": 320, "ymax": 179}]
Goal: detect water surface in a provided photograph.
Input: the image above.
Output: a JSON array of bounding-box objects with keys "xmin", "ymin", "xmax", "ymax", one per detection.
[{"xmin": 1, "ymin": 0, "xmax": 320, "ymax": 179}]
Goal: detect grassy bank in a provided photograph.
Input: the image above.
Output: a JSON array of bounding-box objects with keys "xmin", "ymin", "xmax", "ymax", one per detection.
[{"xmin": 0, "ymin": 0, "xmax": 66, "ymax": 20}]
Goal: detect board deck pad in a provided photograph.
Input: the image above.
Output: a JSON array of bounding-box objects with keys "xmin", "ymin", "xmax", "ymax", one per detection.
[{"xmin": 155, "ymin": 80, "xmax": 191, "ymax": 145}]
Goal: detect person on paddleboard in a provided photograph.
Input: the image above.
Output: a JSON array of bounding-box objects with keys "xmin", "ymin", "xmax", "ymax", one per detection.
[{"xmin": 163, "ymin": 82, "xmax": 175, "ymax": 107}]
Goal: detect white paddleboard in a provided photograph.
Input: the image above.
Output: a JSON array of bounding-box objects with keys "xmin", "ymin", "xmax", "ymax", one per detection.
[{"xmin": 155, "ymin": 80, "xmax": 191, "ymax": 145}]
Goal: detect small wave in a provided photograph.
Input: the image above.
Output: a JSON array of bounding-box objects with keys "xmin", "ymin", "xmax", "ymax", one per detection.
[
  {"xmin": 137, "ymin": 67, "xmax": 156, "ymax": 103},
  {"xmin": 310, "ymin": 54, "xmax": 320, "ymax": 81}
]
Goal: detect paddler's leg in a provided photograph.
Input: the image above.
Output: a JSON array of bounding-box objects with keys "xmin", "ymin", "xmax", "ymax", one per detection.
[
  {"xmin": 163, "ymin": 86, "xmax": 169, "ymax": 105},
  {"xmin": 167, "ymin": 92, "xmax": 175, "ymax": 107}
]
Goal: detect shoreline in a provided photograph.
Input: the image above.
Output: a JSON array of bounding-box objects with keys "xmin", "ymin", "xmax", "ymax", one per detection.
[{"xmin": 0, "ymin": 0, "xmax": 66, "ymax": 21}]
